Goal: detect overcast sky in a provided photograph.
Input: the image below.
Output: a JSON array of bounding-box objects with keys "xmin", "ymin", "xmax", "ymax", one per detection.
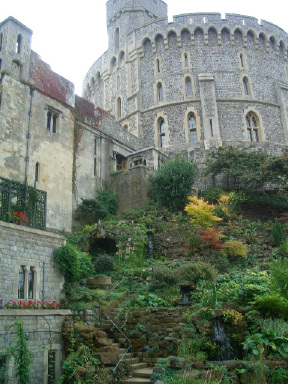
[{"xmin": 1, "ymin": 0, "xmax": 287, "ymax": 95}]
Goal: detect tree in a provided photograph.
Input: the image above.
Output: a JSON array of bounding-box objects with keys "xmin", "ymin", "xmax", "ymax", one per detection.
[
  {"xmin": 205, "ymin": 147, "xmax": 268, "ymax": 192},
  {"xmin": 149, "ymin": 156, "xmax": 196, "ymax": 212}
]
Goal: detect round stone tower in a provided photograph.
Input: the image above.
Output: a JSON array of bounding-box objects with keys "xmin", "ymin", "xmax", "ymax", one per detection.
[{"xmin": 83, "ymin": 1, "xmax": 288, "ymax": 159}]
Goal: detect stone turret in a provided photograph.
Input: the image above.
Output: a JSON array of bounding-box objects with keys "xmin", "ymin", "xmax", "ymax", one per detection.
[
  {"xmin": 106, "ymin": 0, "xmax": 168, "ymax": 57},
  {"xmin": 0, "ymin": 16, "xmax": 32, "ymax": 82}
]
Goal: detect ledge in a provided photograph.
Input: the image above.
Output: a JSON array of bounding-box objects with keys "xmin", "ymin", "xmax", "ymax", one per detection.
[{"xmin": 0, "ymin": 309, "xmax": 72, "ymax": 316}]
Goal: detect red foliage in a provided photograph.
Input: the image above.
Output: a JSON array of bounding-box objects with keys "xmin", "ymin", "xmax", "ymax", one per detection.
[{"xmin": 197, "ymin": 227, "xmax": 225, "ymax": 250}]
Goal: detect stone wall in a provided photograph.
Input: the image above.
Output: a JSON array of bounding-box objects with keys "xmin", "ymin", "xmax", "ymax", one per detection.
[
  {"xmin": 0, "ymin": 221, "xmax": 65, "ymax": 304},
  {"xmin": 0, "ymin": 310, "xmax": 97, "ymax": 384}
]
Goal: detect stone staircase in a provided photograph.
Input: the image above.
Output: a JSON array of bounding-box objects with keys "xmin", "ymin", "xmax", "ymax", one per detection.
[{"xmin": 102, "ymin": 309, "xmax": 153, "ymax": 384}]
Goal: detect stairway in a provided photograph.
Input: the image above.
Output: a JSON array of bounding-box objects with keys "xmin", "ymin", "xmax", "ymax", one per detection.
[{"xmin": 102, "ymin": 309, "xmax": 153, "ymax": 384}]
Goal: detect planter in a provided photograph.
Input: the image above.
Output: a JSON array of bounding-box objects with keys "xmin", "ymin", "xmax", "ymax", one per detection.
[{"xmin": 87, "ymin": 276, "xmax": 112, "ymax": 289}]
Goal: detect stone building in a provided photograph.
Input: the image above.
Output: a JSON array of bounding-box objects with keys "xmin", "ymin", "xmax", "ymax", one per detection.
[{"xmin": 83, "ymin": 0, "xmax": 288, "ymax": 162}]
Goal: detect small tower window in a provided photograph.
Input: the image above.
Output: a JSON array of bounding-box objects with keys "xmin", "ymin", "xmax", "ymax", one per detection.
[
  {"xmin": 0, "ymin": 33, "xmax": 3, "ymax": 51},
  {"xmin": 184, "ymin": 53, "xmax": 188, "ymax": 68},
  {"xmin": 156, "ymin": 58, "xmax": 161, "ymax": 73},
  {"xmin": 116, "ymin": 97, "xmax": 122, "ymax": 118},
  {"xmin": 159, "ymin": 119, "xmax": 166, "ymax": 148},
  {"xmin": 243, "ymin": 77, "xmax": 250, "ymax": 96},
  {"xmin": 35, "ymin": 162, "xmax": 40, "ymax": 184},
  {"xmin": 157, "ymin": 82, "xmax": 163, "ymax": 102},
  {"xmin": 246, "ymin": 112, "xmax": 259, "ymax": 142},
  {"xmin": 240, "ymin": 53, "xmax": 245, "ymax": 68},
  {"xmin": 115, "ymin": 28, "xmax": 120, "ymax": 51},
  {"xmin": 16, "ymin": 34, "xmax": 22, "ymax": 54},
  {"xmin": 185, "ymin": 77, "xmax": 192, "ymax": 97}
]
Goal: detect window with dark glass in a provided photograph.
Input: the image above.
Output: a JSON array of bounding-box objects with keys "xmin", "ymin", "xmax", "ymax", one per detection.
[{"xmin": 243, "ymin": 77, "xmax": 249, "ymax": 95}]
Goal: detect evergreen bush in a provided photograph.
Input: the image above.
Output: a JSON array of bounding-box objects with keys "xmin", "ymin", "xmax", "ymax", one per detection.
[{"xmin": 94, "ymin": 253, "xmax": 114, "ymax": 274}]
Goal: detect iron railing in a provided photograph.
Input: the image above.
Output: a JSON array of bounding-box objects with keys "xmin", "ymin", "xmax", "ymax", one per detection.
[
  {"xmin": 98, "ymin": 277, "xmax": 132, "ymax": 383},
  {"xmin": 0, "ymin": 176, "xmax": 46, "ymax": 230}
]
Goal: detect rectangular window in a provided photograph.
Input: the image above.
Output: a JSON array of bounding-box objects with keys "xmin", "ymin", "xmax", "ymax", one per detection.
[
  {"xmin": 94, "ymin": 158, "xmax": 97, "ymax": 177},
  {"xmin": 190, "ymin": 129, "xmax": 197, "ymax": 143}
]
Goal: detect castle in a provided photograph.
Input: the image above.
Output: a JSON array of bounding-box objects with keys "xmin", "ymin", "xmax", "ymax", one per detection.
[
  {"xmin": 0, "ymin": 1, "xmax": 288, "ymax": 382},
  {"xmin": 1, "ymin": 0, "xmax": 288, "ymax": 232}
]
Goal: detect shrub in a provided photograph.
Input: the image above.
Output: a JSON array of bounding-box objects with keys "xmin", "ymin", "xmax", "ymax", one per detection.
[
  {"xmin": 149, "ymin": 267, "xmax": 179, "ymax": 291},
  {"xmin": 196, "ymin": 227, "xmax": 225, "ymax": 250},
  {"xmin": 149, "ymin": 156, "xmax": 196, "ymax": 212},
  {"xmin": 188, "ymin": 232, "xmax": 203, "ymax": 250},
  {"xmin": 76, "ymin": 190, "xmax": 118, "ymax": 221},
  {"xmin": 94, "ymin": 253, "xmax": 114, "ymax": 274},
  {"xmin": 201, "ymin": 187, "xmax": 226, "ymax": 202},
  {"xmin": 133, "ymin": 293, "xmax": 171, "ymax": 308},
  {"xmin": 222, "ymin": 240, "xmax": 248, "ymax": 259},
  {"xmin": 272, "ymin": 219, "xmax": 283, "ymax": 247},
  {"xmin": 178, "ymin": 262, "xmax": 217, "ymax": 285},
  {"xmin": 270, "ymin": 258, "xmax": 288, "ymax": 299},
  {"xmin": 54, "ymin": 243, "xmax": 94, "ymax": 284},
  {"xmin": 185, "ymin": 196, "xmax": 222, "ymax": 228},
  {"xmin": 254, "ymin": 294, "xmax": 288, "ymax": 319}
]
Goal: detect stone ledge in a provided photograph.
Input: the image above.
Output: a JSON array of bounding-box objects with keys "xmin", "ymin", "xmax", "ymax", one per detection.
[
  {"xmin": 0, "ymin": 309, "xmax": 72, "ymax": 316},
  {"xmin": 0, "ymin": 220, "xmax": 66, "ymax": 241}
]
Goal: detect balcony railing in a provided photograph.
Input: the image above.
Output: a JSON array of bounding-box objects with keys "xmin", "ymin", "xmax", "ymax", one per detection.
[{"xmin": 0, "ymin": 177, "xmax": 46, "ymax": 230}]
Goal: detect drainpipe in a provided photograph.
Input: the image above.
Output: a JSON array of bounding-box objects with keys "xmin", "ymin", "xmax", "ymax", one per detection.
[
  {"xmin": 42, "ymin": 261, "xmax": 45, "ymax": 301},
  {"xmin": 24, "ymin": 86, "xmax": 35, "ymax": 188}
]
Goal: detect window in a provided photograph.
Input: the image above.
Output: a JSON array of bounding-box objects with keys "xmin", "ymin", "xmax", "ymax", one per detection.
[
  {"xmin": 157, "ymin": 82, "xmax": 163, "ymax": 102},
  {"xmin": 190, "ymin": 152, "xmax": 195, "ymax": 162},
  {"xmin": 114, "ymin": 28, "xmax": 120, "ymax": 51},
  {"xmin": 184, "ymin": 53, "xmax": 188, "ymax": 68},
  {"xmin": 159, "ymin": 119, "xmax": 166, "ymax": 148},
  {"xmin": 240, "ymin": 53, "xmax": 245, "ymax": 68},
  {"xmin": 156, "ymin": 58, "xmax": 161, "ymax": 73},
  {"xmin": 246, "ymin": 112, "xmax": 259, "ymax": 142},
  {"xmin": 47, "ymin": 109, "xmax": 59, "ymax": 133},
  {"xmin": 0, "ymin": 59, "xmax": 2, "ymax": 71},
  {"xmin": 28, "ymin": 267, "xmax": 35, "ymax": 299},
  {"xmin": 18, "ymin": 266, "xmax": 25, "ymax": 299},
  {"xmin": 116, "ymin": 97, "xmax": 122, "ymax": 118},
  {"xmin": 35, "ymin": 162, "xmax": 40, "ymax": 184},
  {"xmin": 0, "ymin": 33, "xmax": 3, "ymax": 51},
  {"xmin": 185, "ymin": 77, "xmax": 192, "ymax": 97},
  {"xmin": 16, "ymin": 34, "xmax": 22, "ymax": 54},
  {"xmin": 243, "ymin": 77, "xmax": 250, "ymax": 96},
  {"xmin": 188, "ymin": 113, "xmax": 197, "ymax": 142},
  {"xmin": 117, "ymin": 76, "xmax": 120, "ymax": 91}
]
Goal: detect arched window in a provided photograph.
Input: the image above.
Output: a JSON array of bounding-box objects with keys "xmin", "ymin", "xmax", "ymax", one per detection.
[
  {"xmin": 18, "ymin": 266, "xmax": 25, "ymax": 299},
  {"xmin": 156, "ymin": 58, "xmax": 161, "ymax": 73},
  {"xmin": 116, "ymin": 97, "xmax": 122, "ymax": 118},
  {"xmin": 188, "ymin": 113, "xmax": 197, "ymax": 143},
  {"xmin": 157, "ymin": 82, "xmax": 163, "ymax": 102},
  {"xmin": 28, "ymin": 267, "xmax": 34, "ymax": 299},
  {"xmin": 114, "ymin": 28, "xmax": 120, "ymax": 51},
  {"xmin": 159, "ymin": 119, "xmax": 166, "ymax": 148},
  {"xmin": 185, "ymin": 77, "xmax": 192, "ymax": 97},
  {"xmin": 16, "ymin": 34, "xmax": 22, "ymax": 54},
  {"xmin": 246, "ymin": 112, "xmax": 259, "ymax": 142},
  {"xmin": 243, "ymin": 77, "xmax": 250, "ymax": 96},
  {"xmin": 184, "ymin": 53, "xmax": 188, "ymax": 68},
  {"xmin": 240, "ymin": 53, "xmax": 245, "ymax": 68}
]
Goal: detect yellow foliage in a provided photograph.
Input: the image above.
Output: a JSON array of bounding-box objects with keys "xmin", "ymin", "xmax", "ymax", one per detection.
[
  {"xmin": 222, "ymin": 240, "xmax": 248, "ymax": 259},
  {"xmin": 184, "ymin": 196, "xmax": 222, "ymax": 228},
  {"xmin": 223, "ymin": 309, "xmax": 246, "ymax": 327},
  {"xmin": 218, "ymin": 194, "xmax": 230, "ymax": 216}
]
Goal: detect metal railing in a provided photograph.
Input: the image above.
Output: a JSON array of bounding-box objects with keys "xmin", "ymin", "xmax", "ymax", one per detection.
[
  {"xmin": 0, "ymin": 176, "xmax": 46, "ymax": 230},
  {"xmin": 98, "ymin": 277, "xmax": 133, "ymax": 383}
]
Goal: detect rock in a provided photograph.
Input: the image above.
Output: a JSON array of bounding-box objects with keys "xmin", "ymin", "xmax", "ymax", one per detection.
[{"xmin": 167, "ymin": 356, "xmax": 188, "ymax": 369}]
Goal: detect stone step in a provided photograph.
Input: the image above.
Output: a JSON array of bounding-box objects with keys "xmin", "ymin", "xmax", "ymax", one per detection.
[
  {"xmin": 131, "ymin": 362, "xmax": 148, "ymax": 370},
  {"xmin": 123, "ymin": 378, "xmax": 151, "ymax": 384},
  {"xmin": 134, "ymin": 368, "xmax": 153, "ymax": 378}
]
